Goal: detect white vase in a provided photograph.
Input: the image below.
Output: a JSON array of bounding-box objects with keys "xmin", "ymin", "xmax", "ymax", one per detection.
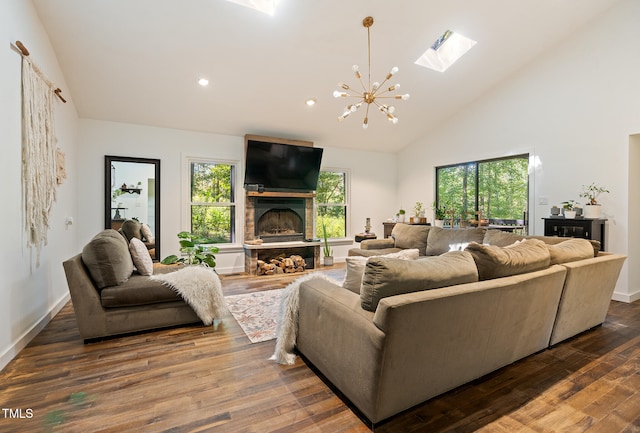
[
  {"xmin": 583, "ymin": 204, "xmax": 602, "ymax": 219},
  {"xmin": 435, "ymin": 219, "xmax": 444, "ymax": 228},
  {"xmin": 565, "ymin": 210, "xmax": 577, "ymax": 219},
  {"xmin": 398, "ymin": 214, "xmax": 405, "ymax": 223}
]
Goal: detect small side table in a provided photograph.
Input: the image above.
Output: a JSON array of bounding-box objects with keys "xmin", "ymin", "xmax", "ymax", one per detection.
[{"xmin": 355, "ymin": 233, "xmax": 377, "ymax": 243}]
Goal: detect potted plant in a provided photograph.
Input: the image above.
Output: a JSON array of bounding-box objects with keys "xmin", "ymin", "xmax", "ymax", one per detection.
[
  {"xmin": 321, "ymin": 220, "xmax": 333, "ymax": 266},
  {"xmin": 397, "ymin": 208, "xmax": 406, "ymax": 223},
  {"xmin": 561, "ymin": 200, "xmax": 578, "ymax": 219},
  {"xmin": 579, "ymin": 183, "xmax": 609, "ymax": 219},
  {"xmin": 161, "ymin": 231, "xmax": 219, "ymax": 268},
  {"xmin": 411, "ymin": 201, "xmax": 425, "ymax": 224},
  {"xmin": 433, "ymin": 201, "xmax": 447, "ymax": 228}
]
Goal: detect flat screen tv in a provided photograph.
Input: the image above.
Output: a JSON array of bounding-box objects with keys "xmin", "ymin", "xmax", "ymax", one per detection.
[{"xmin": 244, "ymin": 140, "xmax": 323, "ymax": 192}]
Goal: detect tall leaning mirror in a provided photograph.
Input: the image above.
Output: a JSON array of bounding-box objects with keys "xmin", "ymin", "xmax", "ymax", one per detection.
[{"xmin": 105, "ymin": 156, "xmax": 161, "ymax": 261}]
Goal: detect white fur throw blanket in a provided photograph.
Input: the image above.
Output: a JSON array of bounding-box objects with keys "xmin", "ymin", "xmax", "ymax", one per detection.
[
  {"xmin": 270, "ymin": 272, "xmax": 342, "ymax": 365},
  {"xmin": 150, "ymin": 266, "xmax": 226, "ymax": 326}
]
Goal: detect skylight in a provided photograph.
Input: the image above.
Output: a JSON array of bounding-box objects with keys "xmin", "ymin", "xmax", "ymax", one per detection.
[
  {"xmin": 414, "ymin": 30, "xmax": 476, "ymax": 72},
  {"xmin": 225, "ymin": 0, "xmax": 280, "ymax": 16}
]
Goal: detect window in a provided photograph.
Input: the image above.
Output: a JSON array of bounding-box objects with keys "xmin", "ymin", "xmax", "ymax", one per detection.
[
  {"xmin": 315, "ymin": 170, "xmax": 348, "ymax": 239},
  {"xmin": 436, "ymin": 154, "xmax": 529, "ymax": 226},
  {"xmin": 188, "ymin": 159, "xmax": 236, "ymax": 243}
]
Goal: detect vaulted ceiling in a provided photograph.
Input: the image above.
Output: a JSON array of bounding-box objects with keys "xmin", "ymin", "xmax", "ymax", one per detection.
[{"xmin": 33, "ymin": 0, "xmax": 621, "ymax": 152}]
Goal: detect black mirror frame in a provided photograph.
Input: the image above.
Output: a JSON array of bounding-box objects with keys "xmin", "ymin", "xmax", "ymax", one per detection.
[{"xmin": 105, "ymin": 155, "xmax": 161, "ymax": 261}]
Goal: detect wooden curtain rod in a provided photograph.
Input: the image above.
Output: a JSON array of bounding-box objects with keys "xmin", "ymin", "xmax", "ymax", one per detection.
[{"xmin": 14, "ymin": 40, "xmax": 67, "ymax": 103}]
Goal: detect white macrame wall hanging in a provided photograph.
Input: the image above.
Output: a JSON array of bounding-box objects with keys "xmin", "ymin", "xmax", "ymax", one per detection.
[{"xmin": 16, "ymin": 41, "xmax": 67, "ymax": 266}]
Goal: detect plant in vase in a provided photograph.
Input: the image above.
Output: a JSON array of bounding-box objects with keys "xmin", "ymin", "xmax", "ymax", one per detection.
[
  {"xmin": 561, "ymin": 200, "xmax": 578, "ymax": 219},
  {"xmin": 396, "ymin": 208, "xmax": 406, "ymax": 223},
  {"xmin": 579, "ymin": 183, "xmax": 609, "ymax": 218},
  {"xmin": 321, "ymin": 220, "xmax": 334, "ymax": 266},
  {"xmin": 433, "ymin": 201, "xmax": 447, "ymax": 228},
  {"xmin": 412, "ymin": 201, "xmax": 425, "ymax": 224},
  {"xmin": 161, "ymin": 231, "xmax": 219, "ymax": 268}
]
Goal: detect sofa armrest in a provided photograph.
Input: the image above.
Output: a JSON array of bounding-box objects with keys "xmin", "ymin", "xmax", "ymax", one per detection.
[
  {"xmin": 361, "ymin": 238, "xmax": 395, "ymax": 250},
  {"xmin": 297, "ymin": 278, "xmax": 385, "ymax": 422},
  {"xmin": 550, "ymin": 253, "xmax": 627, "ymax": 345},
  {"xmin": 63, "ymin": 254, "xmax": 110, "ymax": 338}
]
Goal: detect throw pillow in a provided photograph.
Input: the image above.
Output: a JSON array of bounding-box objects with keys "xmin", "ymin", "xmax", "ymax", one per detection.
[
  {"xmin": 465, "ymin": 238, "xmax": 551, "ymax": 280},
  {"xmin": 391, "ymin": 224, "xmax": 430, "ymax": 255},
  {"xmin": 360, "ymin": 251, "xmax": 479, "ymax": 312},
  {"xmin": 426, "ymin": 227, "xmax": 486, "ymax": 256},
  {"xmin": 140, "ymin": 223, "xmax": 155, "ymax": 243},
  {"xmin": 121, "ymin": 219, "xmax": 142, "ymax": 241},
  {"xmin": 342, "ymin": 249, "xmax": 419, "ymax": 294},
  {"xmin": 81, "ymin": 229, "xmax": 135, "ymax": 289},
  {"xmin": 546, "ymin": 238, "xmax": 594, "ymax": 265},
  {"xmin": 527, "ymin": 235, "xmax": 601, "ymax": 257},
  {"xmin": 129, "ymin": 238, "xmax": 154, "ymax": 276}
]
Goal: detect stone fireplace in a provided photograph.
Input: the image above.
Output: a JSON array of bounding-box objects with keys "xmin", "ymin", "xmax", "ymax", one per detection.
[{"xmin": 244, "ymin": 192, "xmax": 320, "ymax": 275}]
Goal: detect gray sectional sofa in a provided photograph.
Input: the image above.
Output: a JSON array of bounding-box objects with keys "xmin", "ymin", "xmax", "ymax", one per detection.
[
  {"xmin": 296, "ymin": 225, "xmax": 626, "ymax": 424},
  {"xmin": 63, "ymin": 229, "xmax": 201, "ymax": 341}
]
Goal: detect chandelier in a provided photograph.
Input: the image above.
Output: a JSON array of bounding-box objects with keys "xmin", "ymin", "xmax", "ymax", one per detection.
[{"xmin": 333, "ymin": 16, "xmax": 410, "ymax": 129}]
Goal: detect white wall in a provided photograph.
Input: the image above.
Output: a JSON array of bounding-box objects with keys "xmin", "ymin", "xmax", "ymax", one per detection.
[
  {"xmin": 77, "ymin": 120, "xmax": 398, "ymax": 273},
  {"xmin": 398, "ymin": 0, "xmax": 640, "ymax": 301},
  {"xmin": 0, "ymin": 0, "xmax": 79, "ymax": 370}
]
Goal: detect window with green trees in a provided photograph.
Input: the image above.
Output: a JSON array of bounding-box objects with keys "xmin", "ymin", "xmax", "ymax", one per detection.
[
  {"xmin": 436, "ymin": 154, "xmax": 529, "ymax": 225},
  {"xmin": 189, "ymin": 160, "xmax": 236, "ymax": 243},
  {"xmin": 315, "ymin": 170, "xmax": 348, "ymax": 239}
]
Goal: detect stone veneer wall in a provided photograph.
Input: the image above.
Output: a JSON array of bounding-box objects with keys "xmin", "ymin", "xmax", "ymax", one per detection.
[
  {"xmin": 244, "ymin": 195, "xmax": 315, "ymax": 241},
  {"xmin": 244, "ymin": 193, "xmax": 318, "ymax": 274}
]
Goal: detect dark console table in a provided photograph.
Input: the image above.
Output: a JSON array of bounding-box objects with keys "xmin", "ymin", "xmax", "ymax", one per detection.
[{"xmin": 542, "ymin": 217, "xmax": 606, "ymax": 251}]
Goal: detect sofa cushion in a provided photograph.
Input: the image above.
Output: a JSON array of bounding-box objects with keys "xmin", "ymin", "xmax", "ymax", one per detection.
[
  {"xmin": 546, "ymin": 238, "xmax": 595, "ymax": 265},
  {"xmin": 82, "ymin": 229, "xmax": 135, "ymax": 289},
  {"xmin": 348, "ymin": 247, "xmax": 402, "ymax": 257},
  {"xmin": 121, "ymin": 219, "xmax": 142, "ymax": 241},
  {"xmin": 140, "ymin": 223, "xmax": 155, "ymax": 243},
  {"xmin": 426, "ymin": 227, "xmax": 486, "ymax": 256},
  {"xmin": 526, "ymin": 235, "xmax": 601, "ymax": 257},
  {"xmin": 391, "ymin": 223, "xmax": 431, "ymax": 255},
  {"xmin": 100, "ymin": 274, "xmax": 182, "ymax": 307},
  {"xmin": 129, "ymin": 238, "xmax": 153, "ymax": 276},
  {"xmin": 342, "ymin": 249, "xmax": 420, "ymax": 294},
  {"xmin": 483, "ymin": 229, "xmax": 525, "ymax": 247},
  {"xmin": 465, "ymin": 238, "xmax": 551, "ymax": 280},
  {"xmin": 360, "ymin": 251, "xmax": 479, "ymax": 312}
]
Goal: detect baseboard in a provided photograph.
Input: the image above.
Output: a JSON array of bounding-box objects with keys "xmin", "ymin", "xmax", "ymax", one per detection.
[
  {"xmin": 612, "ymin": 289, "xmax": 640, "ymax": 303},
  {"xmin": 0, "ymin": 292, "xmax": 70, "ymax": 372}
]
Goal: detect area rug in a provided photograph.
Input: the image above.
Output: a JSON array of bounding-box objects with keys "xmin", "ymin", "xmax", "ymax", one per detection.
[{"xmin": 224, "ymin": 289, "xmax": 285, "ymax": 343}]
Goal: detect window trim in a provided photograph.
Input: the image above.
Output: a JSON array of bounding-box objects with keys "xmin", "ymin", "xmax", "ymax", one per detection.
[
  {"xmin": 183, "ymin": 155, "xmax": 240, "ymax": 246},
  {"xmin": 315, "ymin": 167, "xmax": 351, "ymax": 240}
]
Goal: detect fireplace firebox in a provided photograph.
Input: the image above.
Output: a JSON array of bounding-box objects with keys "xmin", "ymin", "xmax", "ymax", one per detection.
[{"xmin": 254, "ymin": 197, "xmax": 306, "ymax": 242}]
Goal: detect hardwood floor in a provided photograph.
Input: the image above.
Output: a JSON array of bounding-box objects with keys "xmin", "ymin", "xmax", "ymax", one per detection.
[{"xmin": 1, "ymin": 265, "xmax": 640, "ymax": 432}]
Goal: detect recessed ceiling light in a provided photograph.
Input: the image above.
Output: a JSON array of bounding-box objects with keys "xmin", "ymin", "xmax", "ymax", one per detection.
[
  {"xmin": 414, "ymin": 30, "xmax": 476, "ymax": 72},
  {"xmin": 305, "ymin": 98, "xmax": 317, "ymax": 107},
  {"xmin": 198, "ymin": 78, "xmax": 209, "ymax": 87}
]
